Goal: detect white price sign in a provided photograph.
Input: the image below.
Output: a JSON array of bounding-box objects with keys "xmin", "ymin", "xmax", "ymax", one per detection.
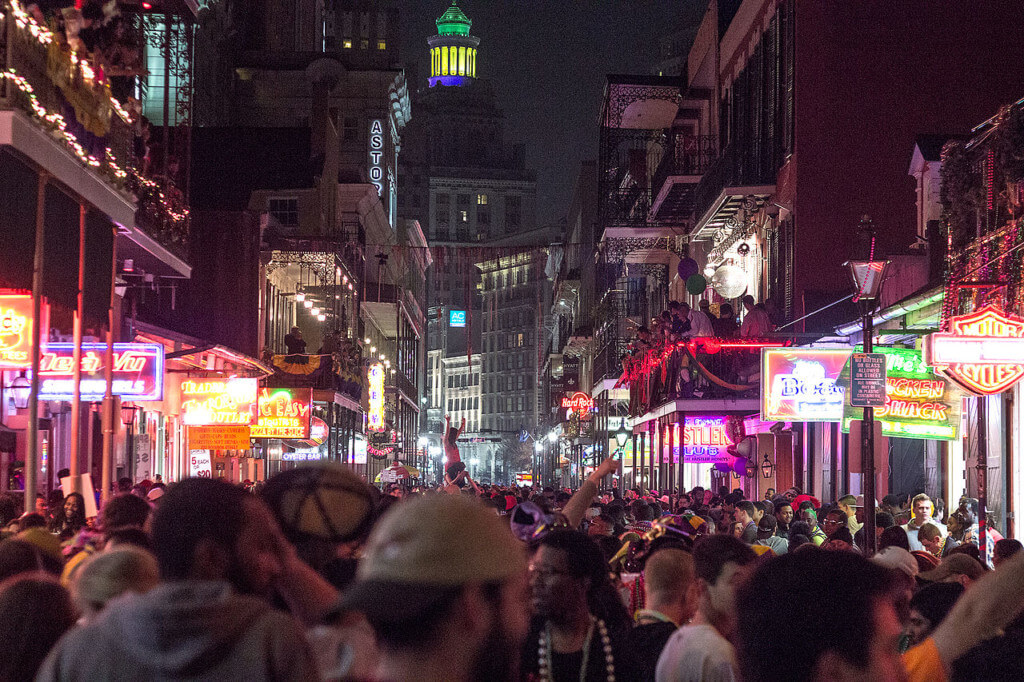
[{"xmin": 189, "ymin": 450, "xmax": 213, "ymax": 478}]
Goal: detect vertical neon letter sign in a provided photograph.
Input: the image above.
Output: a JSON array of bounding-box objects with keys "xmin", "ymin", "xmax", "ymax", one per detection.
[{"xmin": 367, "ymin": 362, "xmax": 386, "ymax": 431}]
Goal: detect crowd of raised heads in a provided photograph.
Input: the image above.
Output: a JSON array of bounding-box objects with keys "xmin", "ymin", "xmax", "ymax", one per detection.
[
  {"xmin": 1, "ymin": 456, "xmax": 1022, "ymax": 681},
  {"xmin": 628, "ymin": 295, "xmax": 776, "ymax": 353}
]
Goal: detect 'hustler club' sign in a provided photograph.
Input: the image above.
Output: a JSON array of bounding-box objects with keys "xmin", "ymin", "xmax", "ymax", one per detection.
[{"xmin": 38, "ymin": 343, "xmax": 164, "ymax": 401}]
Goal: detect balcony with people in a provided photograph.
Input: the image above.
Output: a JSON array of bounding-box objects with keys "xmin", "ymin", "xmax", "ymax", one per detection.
[
  {"xmin": 0, "ymin": 0, "xmax": 192, "ymax": 264},
  {"xmin": 617, "ymin": 295, "xmax": 789, "ymax": 419}
]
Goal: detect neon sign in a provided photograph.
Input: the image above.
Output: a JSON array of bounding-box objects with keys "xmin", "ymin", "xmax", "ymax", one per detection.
[
  {"xmin": 842, "ymin": 347, "xmax": 959, "ymax": 440},
  {"xmin": 37, "ymin": 343, "xmax": 164, "ymax": 401},
  {"xmin": 180, "ymin": 378, "xmax": 258, "ymax": 426},
  {"xmin": 309, "ymin": 417, "xmax": 329, "ymax": 445},
  {"xmin": 761, "ymin": 349, "xmax": 849, "ymax": 422},
  {"xmin": 449, "ymin": 310, "xmax": 466, "ymax": 327},
  {"xmin": 250, "ymin": 388, "xmax": 312, "ymax": 439},
  {"xmin": 368, "ymin": 119, "xmax": 385, "ymax": 196},
  {"xmin": 925, "ymin": 306, "xmax": 1024, "ymax": 395},
  {"xmin": 367, "ymin": 363, "xmax": 386, "ymax": 431},
  {"xmin": 665, "ymin": 417, "xmax": 734, "ymax": 464},
  {"xmin": 0, "ymin": 293, "xmax": 47, "ymax": 369},
  {"xmin": 561, "ymin": 391, "xmax": 594, "ymax": 415}
]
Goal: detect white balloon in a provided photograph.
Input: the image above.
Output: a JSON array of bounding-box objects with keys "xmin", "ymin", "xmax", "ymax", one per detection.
[{"xmin": 711, "ymin": 265, "xmax": 747, "ymax": 299}]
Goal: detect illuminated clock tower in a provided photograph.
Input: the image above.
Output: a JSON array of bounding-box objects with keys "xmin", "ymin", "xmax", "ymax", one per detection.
[{"xmin": 428, "ymin": 1, "xmax": 480, "ymax": 87}]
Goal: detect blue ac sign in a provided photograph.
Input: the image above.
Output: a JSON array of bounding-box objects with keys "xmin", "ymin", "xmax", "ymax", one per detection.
[{"xmin": 449, "ymin": 310, "xmax": 466, "ymax": 327}]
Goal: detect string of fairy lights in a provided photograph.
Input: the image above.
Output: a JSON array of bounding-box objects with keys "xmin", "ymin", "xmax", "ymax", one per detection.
[{"xmin": 3, "ymin": 0, "xmax": 187, "ymax": 226}]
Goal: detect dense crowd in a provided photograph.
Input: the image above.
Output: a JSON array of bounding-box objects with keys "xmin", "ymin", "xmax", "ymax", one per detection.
[{"xmin": 1, "ymin": 457, "xmax": 1022, "ymax": 681}]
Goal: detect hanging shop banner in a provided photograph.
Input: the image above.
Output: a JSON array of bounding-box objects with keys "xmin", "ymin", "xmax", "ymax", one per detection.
[
  {"xmin": 180, "ymin": 378, "xmax": 259, "ymax": 426},
  {"xmin": 367, "ymin": 363, "xmax": 386, "ymax": 431},
  {"xmin": 842, "ymin": 347, "xmax": 961, "ymax": 440},
  {"xmin": 0, "ymin": 292, "xmax": 48, "ymax": 369},
  {"xmin": 761, "ymin": 349, "xmax": 849, "ymax": 422},
  {"xmin": 924, "ymin": 306, "xmax": 1024, "ymax": 395},
  {"xmin": 188, "ymin": 426, "xmax": 251, "ymax": 451},
  {"xmin": 37, "ymin": 343, "xmax": 164, "ymax": 401},
  {"xmin": 250, "ymin": 388, "xmax": 312, "ymax": 439},
  {"xmin": 188, "ymin": 450, "xmax": 213, "ymax": 477}
]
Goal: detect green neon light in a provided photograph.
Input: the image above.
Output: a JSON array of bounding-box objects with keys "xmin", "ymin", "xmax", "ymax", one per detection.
[{"xmin": 436, "ymin": 2, "xmax": 471, "ymax": 36}]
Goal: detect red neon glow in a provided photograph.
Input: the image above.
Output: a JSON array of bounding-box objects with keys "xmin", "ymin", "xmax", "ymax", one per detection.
[
  {"xmin": 181, "ymin": 378, "xmax": 258, "ymax": 426},
  {"xmin": 0, "ymin": 293, "xmax": 47, "ymax": 369},
  {"xmin": 925, "ymin": 306, "xmax": 1024, "ymax": 395},
  {"xmin": 250, "ymin": 388, "xmax": 312, "ymax": 439},
  {"xmin": 561, "ymin": 391, "xmax": 594, "ymax": 413}
]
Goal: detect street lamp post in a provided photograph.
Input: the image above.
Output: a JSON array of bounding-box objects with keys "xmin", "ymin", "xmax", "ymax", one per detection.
[
  {"xmin": 615, "ymin": 421, "xmax": 629, "ymax": 493},
  {"xmin": 844, "ymin": 215, "xmax": 889, "ymax": 556},
  {"xmin": 120, "ymin": 403, "xmax": 139, "ymax": 483}
]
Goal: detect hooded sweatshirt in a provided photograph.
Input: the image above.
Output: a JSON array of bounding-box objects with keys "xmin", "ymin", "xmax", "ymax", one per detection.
[{"xmin": 37, "ymin": 581, "xmax": 317, "ymax": 681}]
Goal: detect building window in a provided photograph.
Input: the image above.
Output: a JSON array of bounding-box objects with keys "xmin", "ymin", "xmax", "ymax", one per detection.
[
  {"xmin": 457, "ymin": 194, "xmax": 470, "ymax": 206},
  {"xmin": 268, "ymin": 197, "xmax": 299, "ymax": 226},
  {"xmin": 460, "ymin": 210, "xmax": 468, "ymax": 222},
  {"xmin": 478, "ymin": 209, "xmax": 490, "ymax": 225},
  {"xmin": 473, "ymin": 396, "xmax": 479, "ymax": 410},
  {"xmin": 377, "ymin": 40, "xmax": 386, "ymax": 50},
  {"xmin": 517, "ymin": 333, "xmax": 524, "ymax": 346},
  {"xmin": 458, "ymin": 46, "xmax": 466, "ymax": 75},
  {"xmin": 360, "ymin": 39, "xmax": 369, "ymax": 49},
  {"xmin": 343, "ymin": 117, "xmax": 358, "ymax": 141},
  {"xmin": 343, "ymin": 39, "xmax": 352, "ymax": 49},
  {"xmin": 477, "ymin": 194, "xmax": 487, "ymax": 205},
  {"xmin": 506, "ymin": 195, "xmax": 521, "ymax": 228}
]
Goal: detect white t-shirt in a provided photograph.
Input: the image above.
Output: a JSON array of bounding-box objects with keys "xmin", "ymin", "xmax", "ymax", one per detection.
[
  {"xmin": 688, "ymin": 310, "xmax": 716, "ymax": 338},
  {"xmin": 656, "ymin": 624, "xmax": 739, "ymax": 682},
  {"xmin": 904, "ymin": 520, "xmax": 947, "ymax": 551}
]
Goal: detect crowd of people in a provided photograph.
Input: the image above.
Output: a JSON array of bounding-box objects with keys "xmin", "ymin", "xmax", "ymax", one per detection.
[
  {"xmin": 1, "ymin": 456, "xmax": 1023, "ymax": 681},
  {"xmin": 628, "ymin": 295, "xmax": 776, "ymax": 355}
]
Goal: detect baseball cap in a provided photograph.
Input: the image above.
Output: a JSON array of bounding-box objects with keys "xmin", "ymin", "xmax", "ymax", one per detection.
[
  {"xmin": 854, "ymin": 495, "xmax": 878, "ymax": 508},
  {"xmin": 919, "ymin": 553, "xmax": 986, "ymax": 583},
  {"xmin": 872, "ymin": 546, "xmax": 919, "ymax": 577},
  {"xmin": 341, "ymin": 494, "xmax": 526, "ymax": 622}
]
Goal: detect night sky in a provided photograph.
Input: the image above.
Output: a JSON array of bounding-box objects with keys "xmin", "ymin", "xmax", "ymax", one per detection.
[{"xmin": 399, "ymin": 0, "xmax": 704, "ymax": 227}]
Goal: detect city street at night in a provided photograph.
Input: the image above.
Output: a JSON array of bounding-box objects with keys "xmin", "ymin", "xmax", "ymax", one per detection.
[{"xmin": 1, "ymin": 1, "xmax": 1024, "ymax": 680}]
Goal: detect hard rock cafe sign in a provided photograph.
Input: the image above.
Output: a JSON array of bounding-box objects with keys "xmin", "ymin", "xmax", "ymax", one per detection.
[{"xmin": 924, "ymin": 306, "xmax": 1024, "ymax": 395}]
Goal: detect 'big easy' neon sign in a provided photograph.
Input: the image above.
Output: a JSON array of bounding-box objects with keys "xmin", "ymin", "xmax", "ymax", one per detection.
[
  {"xmin": 181, "ymin": 378, "xmax": 258, "ymax": 426},
  {"xmin": 250, "ymin": 388, "xmax": 312, "ymax": 439},
  {"xmin": 924, "ymin": 306, "xmax": 1024, "ymax": 395},
  {"xmin": 0, "ymin": 292, "xmax": 47, "ymax": 369},
  {"xmin": 561, "ymin": 391, "xmax": 594, "ymax": 415},
  {"xmin": 761, "ymin": 349, "xmax": 849, "ymax": 422},
  {"xmin": 842, "ymin": 347, "xmax": 959, "ymax": 440},
  {"xmin": 368, "ymin": 119, "xmax": 385, "ymax": 197},
  {"xmin": 38, "ymin": 343, "xmax": 164, "ymax": 401},
  {"xmin": 367, "ymin": 363, "xmax": 386, "ymax": 431}
]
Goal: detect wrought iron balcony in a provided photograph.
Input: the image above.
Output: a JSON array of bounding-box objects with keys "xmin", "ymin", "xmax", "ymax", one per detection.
[
  {"xmin": 0, "ymin": 1, "xmax": 190, "ymax": 258},
  {"xmin": 620, "ymin": 338, "xmax": 787, "ymax": 418},
  {"xmin": 650, "ymin": 133, "xmax": 717, "ymax": 222}
]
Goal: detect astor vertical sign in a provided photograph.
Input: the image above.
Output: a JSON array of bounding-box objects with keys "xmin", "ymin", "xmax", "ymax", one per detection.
[{"xmin": 368, "ymin": 119, "xmax": 385, "ymax": 197}]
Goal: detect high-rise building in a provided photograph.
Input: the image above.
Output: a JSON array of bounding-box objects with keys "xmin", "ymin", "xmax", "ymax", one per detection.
[{"xmin": 402, "ymin": 1, "xmax": 539, "ymax": 482}]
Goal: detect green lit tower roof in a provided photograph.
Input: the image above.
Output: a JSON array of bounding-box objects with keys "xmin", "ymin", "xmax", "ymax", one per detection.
[
  {"xmin": 429, "ymin": 1, "xmax": 480, "ymax": 87},
  {"xmin": 436, "ymin": 1, "xmax": 472, "ymax": 36}
]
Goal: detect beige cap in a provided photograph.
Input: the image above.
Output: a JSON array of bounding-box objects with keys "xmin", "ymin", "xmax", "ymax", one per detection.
[{"xmin": 342, "ymin": 494, "xmax": 525, "ymax": 620}]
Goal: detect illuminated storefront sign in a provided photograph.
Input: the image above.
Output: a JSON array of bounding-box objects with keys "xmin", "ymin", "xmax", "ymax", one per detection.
[
  {"xmin": 180, "ymin": 378, "xmax": 258, "ymax": 426},
  {"xmin": 37, "ymin": 343, "xmax": 164, "ymax": 401},
  {"xmin": 283, "ymin": 448, "xmax": 323, "ymax": 462},
  {"xmin": 250, "ymin": 388, "xmax": 312, "ymax": 439},
  {"xmin": 761, "ymin": 349, "xmax": 849, "ymax": 422},
  {"xmin": 309, "ymin": 417, "xmax": 329, "ymax": 445},
  {"xmin": 449, "ymin": 309, "xmax": 466, "ymax": 327},
  {"xmin": 842, "ymin": 347, "xmax": 960, "ymax": 440},
  {"xmin": 188, "ymin": 426, "xmax": 252, "ymax": 450},
  {"xmin": 660, "ymin": 417, "xmax": 734, "ymax": 464},
  {"xmin": 368, "ymin": 119, "xmax": 385, "ymax": 196},
  {"xmin": 367, "ymin": 363, "xmax": 386, "ymax": 431},
  {"xmin": 924, "ymin": 306, "xmax": 1024, "ymax": 395},
  {"xmin": 561, "ymin": 391, "xmax": 594, "ymax": 415},
  {"xmin": 0, "ymin": 293, "xmax": 47, "ymax": 369}
]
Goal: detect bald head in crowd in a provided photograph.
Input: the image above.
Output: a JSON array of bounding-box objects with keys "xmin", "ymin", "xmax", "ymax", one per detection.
[{"xmin": 644, "ymin": 548, "xmax": 698, "ymax": 625}]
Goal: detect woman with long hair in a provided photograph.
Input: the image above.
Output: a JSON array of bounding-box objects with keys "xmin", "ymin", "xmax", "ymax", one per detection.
[
  {"xmin": 49, "ymin": 492, "xmax": 88, "ymax": 541},
  {"xmin": 521, "ymin": 530, "xmax": 635, "ymax": 682}
]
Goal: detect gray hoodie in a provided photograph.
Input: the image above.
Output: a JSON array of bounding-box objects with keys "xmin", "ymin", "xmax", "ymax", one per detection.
[{"xmin": 37, "ymin": 581, "xmax": 318, "ymax": 681}]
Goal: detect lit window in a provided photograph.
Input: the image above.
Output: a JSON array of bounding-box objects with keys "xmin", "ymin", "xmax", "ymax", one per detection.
[
  {"xmin": 343, "ymin": 39, "xmax": 352, "ymax": 49},
  {"xmin": 441, "ymin": 47, "xmax": 448, "ymax": 75},
  {"xmin": 450, "ymin": 46, "xmax": 457, "ymax": 73},
  {"xmin": 460, "ymin": 210, "xmax": 468, "ymax": 222},
  {"xmin": 477, "ymin": 194, "xmax": 487, "ymax": 205},
  {"xmin": 458, "ymin": 46, "xmax": 466, "ymax": 75},
  {"xmin": 377, "ymin": 40, "xmax": 386, "ymax": 50}
]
